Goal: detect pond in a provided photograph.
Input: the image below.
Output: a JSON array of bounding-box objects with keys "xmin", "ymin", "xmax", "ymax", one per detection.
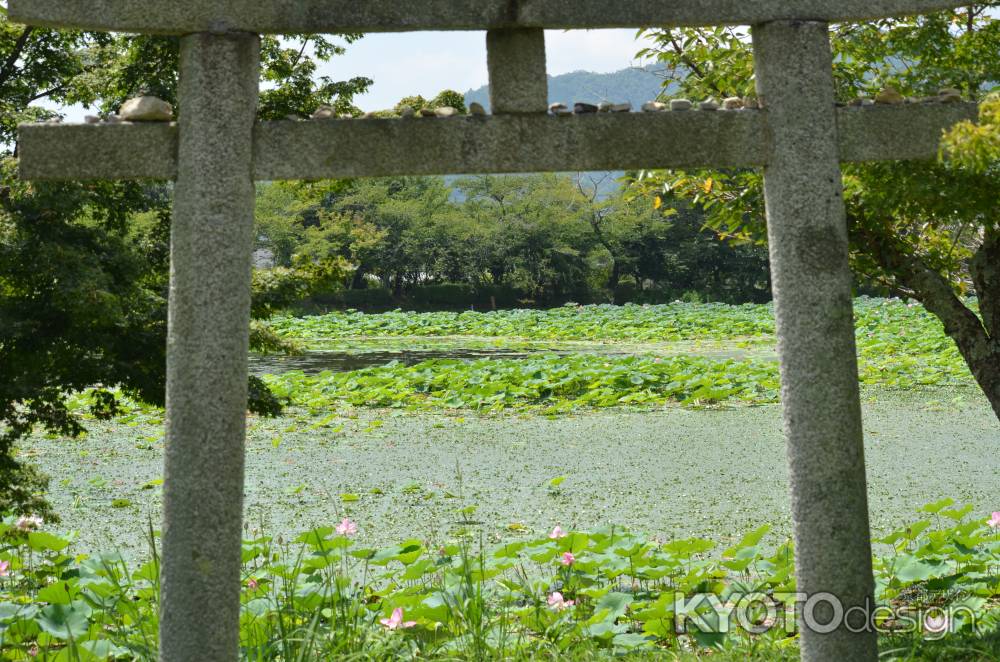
[
  {"xmin": 249, "ymin": 347, "xmax": 562, "ymax": 375},
  {"xmin": 30, "ymin": 388, "xmax": 998, "ymax": 559},
  {"xmin": 248, "ymin": 337, "xmax": 777, "ymax": 375}
]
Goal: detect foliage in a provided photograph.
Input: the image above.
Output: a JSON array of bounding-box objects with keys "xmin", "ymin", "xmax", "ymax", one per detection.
[
  {"xmin": 0, "ymin": 159, "xmax": 167, "ymax": 523},
  {"xmin": 265, "ymin": 354, "xmax": 782, "ymax": 413},
  {"xmin": 0, "ymin": 505, "xmax": 996, "ymax": 659},
  {"xmin": 943, "ymin": 94, "xmax": 1000, "ymax": 174},
  {"xmin": 258, "ymin": 35, "xmax": 371, "ymax": 120},
  {"xmin": 601, "ymin": 196, "xmax": 769, "ymax": 301},
  {"xmin": 429, "ymin": 89, "xmax": 467, "ymax": 114},
  {"xmin": 251, "ymin": 256, "xmax": 348, "ymax": 321},
  {"xmin": 58, "ymin": 297, "xmax": 973, "ymax": 424},
  {"xmin": 0, "ymin": 10, "xmax": 107, "ymax": 142},
  {"xmin": 632, "ymin": 6, "xmax": 1000, "ymax": 420},
  {"xmin": 255, "ymin": 174, "xmax": 771, "ymax": 306},
  {"xmin": 258, "ymin": 299, "xmax": 976, "ymax": 415},
  {"xmin": 633, "ymin": 5, "xmax": 1000, "ymax": 258},
  {"xmin": 391, "ymin": 90, "xmax": 467, "ymax": 115},
  {"xmin": 270, "ymin": 297, "xmax": 952, "ymax": 352},
  {"xmin": 272, "ymin": 301, "xmax": 776, "ymax": 342},
  {"xmin": 0, "ymin": 12, "xmax": 368, "ymax": 516},
  {"xmin": 76, "ymin": 34, "xmax": 371, "ymax": 121}
]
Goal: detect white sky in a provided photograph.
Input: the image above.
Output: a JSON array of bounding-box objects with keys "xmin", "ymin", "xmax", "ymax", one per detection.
[
  {"xmin": 332, "ymin": 29, "xmax": 646, "ymax": 111},
  {"xmin": 53, "ymin": 29, "xmax": 645, "ymax": 120},
  {"xmin": 43, "ymin": 15, "xmax": 1000, "ymax": 119}
]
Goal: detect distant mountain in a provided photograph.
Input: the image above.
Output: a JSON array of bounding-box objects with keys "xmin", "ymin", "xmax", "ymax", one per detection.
[
  {"xmin": 464, "ymin": 63, "xmax": 671, "ymax": 112},
  {"xmin": 459, "ymin": 64, "xmax": 673, "ymax": 198}
]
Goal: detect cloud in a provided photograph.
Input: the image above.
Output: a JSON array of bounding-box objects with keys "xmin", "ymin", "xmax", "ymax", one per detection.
[
  {"xmin": 318, "ymin": 29, "xmax": 644, "ymax": 111},
  {"xmin": 47, "ymin": 29, "xmax": 648, "ymax": 119},
  {"xmin": 545, "ymin": 29, "xmax": 645, "ymax": 75}
]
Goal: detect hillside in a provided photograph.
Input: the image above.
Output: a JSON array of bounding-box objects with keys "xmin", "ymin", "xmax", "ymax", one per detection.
[
  {"xmin": 464, "ymin": 63, "xmax": 670, "ymax": 111},
  {"xmin": 460, "ymin": 65, "xmax": 671, "ymax": 197}
]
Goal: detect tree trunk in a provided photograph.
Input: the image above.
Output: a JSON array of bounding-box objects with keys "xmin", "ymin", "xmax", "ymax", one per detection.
[
  {"xmin": 585, "ymin": 214, "xmax": 621, "ymax": 291},
  {"xmin": 489, "ymin": 265, "xmax": 505, "ymax": 285},
  {"xmin": 854, "ymin": 225, "xmax": 1000, "ymax": 421},
  {"xmin": 607, "ymin": 259, "xmax": 621, "ymax": 291},
  {"xmin": 967, "ymin": 227, "xmax": 1000, "ymax": 420},
  {"xmin": 350, "ymin": 265, "xmax": 368, "ymax": 290}
]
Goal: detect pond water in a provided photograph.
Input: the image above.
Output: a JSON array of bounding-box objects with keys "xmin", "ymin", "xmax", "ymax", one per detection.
[
  {"xmin": 249, "ymin": 340, "xmax": 776, "ymax": 375},
  {"xmin": 248, "ymin": 347, "xmax": 565, "ymax": 375},
  {"xmin": 32, "ymin": 388, "xmax": 998, "ymax": 559}
]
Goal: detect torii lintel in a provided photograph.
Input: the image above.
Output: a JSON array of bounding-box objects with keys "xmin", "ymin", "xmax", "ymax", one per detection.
[
  {"xmin": 17, "ymin": 103, "xmax": 979, "ymax": 181},
  {"xmin": 8, "ymin": 0, "xmax": 975, "ymax": 34}
]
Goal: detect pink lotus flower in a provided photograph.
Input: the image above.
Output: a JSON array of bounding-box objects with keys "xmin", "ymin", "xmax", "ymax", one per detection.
[
  {"xmin": 988, "ymin": 511, "xmax": 1000, "ymax": 528},
  {"xmin": 924, "ymin": 612, "xmax": 949, "ymax": 634},
  {"xmin": 561, "ymin": 552, "xmax": 575, "ymax": 566},
  {"xmin": 15, "ymin": 515, "xmax": 42, "ymax": 532},
  {"xmin": 549, "ymin": 526, "xmax": 567, "ymax": 539},
  {"xmin": 547, "ymin": 591, "xmax": 575, "ymax": 611},
  {"xmin": 246, "ymin": 578, "xmax": 258, "ymax": 590},
  {"xmin": 336, "ymin": 518, "xmax": 358, "ymax": 537},
  {"xmin": 0, "ymin": 560, "xmax": 9, "ymax": 577},
  {"xmin": 380, "ymin": 607, "xmax": 416, "ymax": 630}
]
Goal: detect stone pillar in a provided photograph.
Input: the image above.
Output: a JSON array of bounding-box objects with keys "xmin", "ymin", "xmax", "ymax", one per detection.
[
  {"xmin": 160, "ymin": 32, "xmax": 260, "ymax": 662},
  {"xmin": 486, "ymin": 28, "xmax": 548, "ymax": 113},
  {"xmin": 752, "ymin": 21, "xmax": 877, "ymax": 662}
]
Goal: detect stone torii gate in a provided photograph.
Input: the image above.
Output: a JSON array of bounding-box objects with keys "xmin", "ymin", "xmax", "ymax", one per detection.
[{"xmin": 10, "ymin": 1, "xmax": 977, "ymax": 660}]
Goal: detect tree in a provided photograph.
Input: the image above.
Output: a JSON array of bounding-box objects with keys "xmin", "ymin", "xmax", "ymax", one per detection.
[
  {"xmin": 0, "ymin": 17, "xmax": 97, "ymax": 140},
  {"xmin": 634, "ymin": 5, "xmax": 1000, "ymax": 420},
  {"xmin": 610, "ymin": 190, "xmax": 772, "ymax": 303},
  {"xmin": 393, "ymin": 89, "xmax": 467, "ymax": 115},
  {"xmin": 336, "ymin": 177, "xmax": 455, "ymax": 294},
  {"xmin": 254, "ymin": 179, "xmax": 359, "ymax": 268},
  {"xmin": 254, "ymin": 168, "xmax": 771, "ymax": 306},
  {"xmin": 0, "ymin": 163, "xmax": 166, "ymax": 519},
  {"xmin": 457, "ymin": 174, "xmax": 598, "ymax": 300},
  {"xmin": 0, "ymin": 10, "xmax": 369, "ymax": 515},
  {"xmin": 944, "ymin": 94, "xmax": 1000, "ymax": 170},
  {"xmin": 429, "ymin": 89, "xmax": 467, "ymax": 113},
  {"xmin": 573, "ymin": 173, "xmax": 624, "ymax": 289}
]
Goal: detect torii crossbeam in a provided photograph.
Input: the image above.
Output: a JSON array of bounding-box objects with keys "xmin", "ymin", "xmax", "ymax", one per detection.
[
  {"xmin": 18, "ymin": 103, "xmax": 978, "ymax": 180},
  {"xmin": 10, "ymin": 1, "xmax": 977, "ymax": 660}
]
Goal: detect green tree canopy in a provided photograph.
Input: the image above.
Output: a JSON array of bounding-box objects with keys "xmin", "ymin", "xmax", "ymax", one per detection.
[
  {"xmin": 0, "ymin": 9, "xmax": 368, "ymax": 516},
  {"xmin": 634, "ymin": 5, "xmax": 1000, "ymax": 420}
]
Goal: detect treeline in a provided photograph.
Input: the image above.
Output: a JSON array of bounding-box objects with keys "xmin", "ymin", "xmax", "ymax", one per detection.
[{"xmin": 254, "ymin": 174, "xmax": 773, "ymax": 310}]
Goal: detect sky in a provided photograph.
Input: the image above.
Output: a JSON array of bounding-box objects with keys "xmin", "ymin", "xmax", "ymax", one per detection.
[
  {"xmin": 328, "ymin": 29, "xmax": 646, "ymax": 111},
  {"xmin": 43, "ymin": 15, "xmax": 1000, "ymax": 119},
  {"xmin": 54, "ymin": 29, "xmax": 645, "ymax": 120}
]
